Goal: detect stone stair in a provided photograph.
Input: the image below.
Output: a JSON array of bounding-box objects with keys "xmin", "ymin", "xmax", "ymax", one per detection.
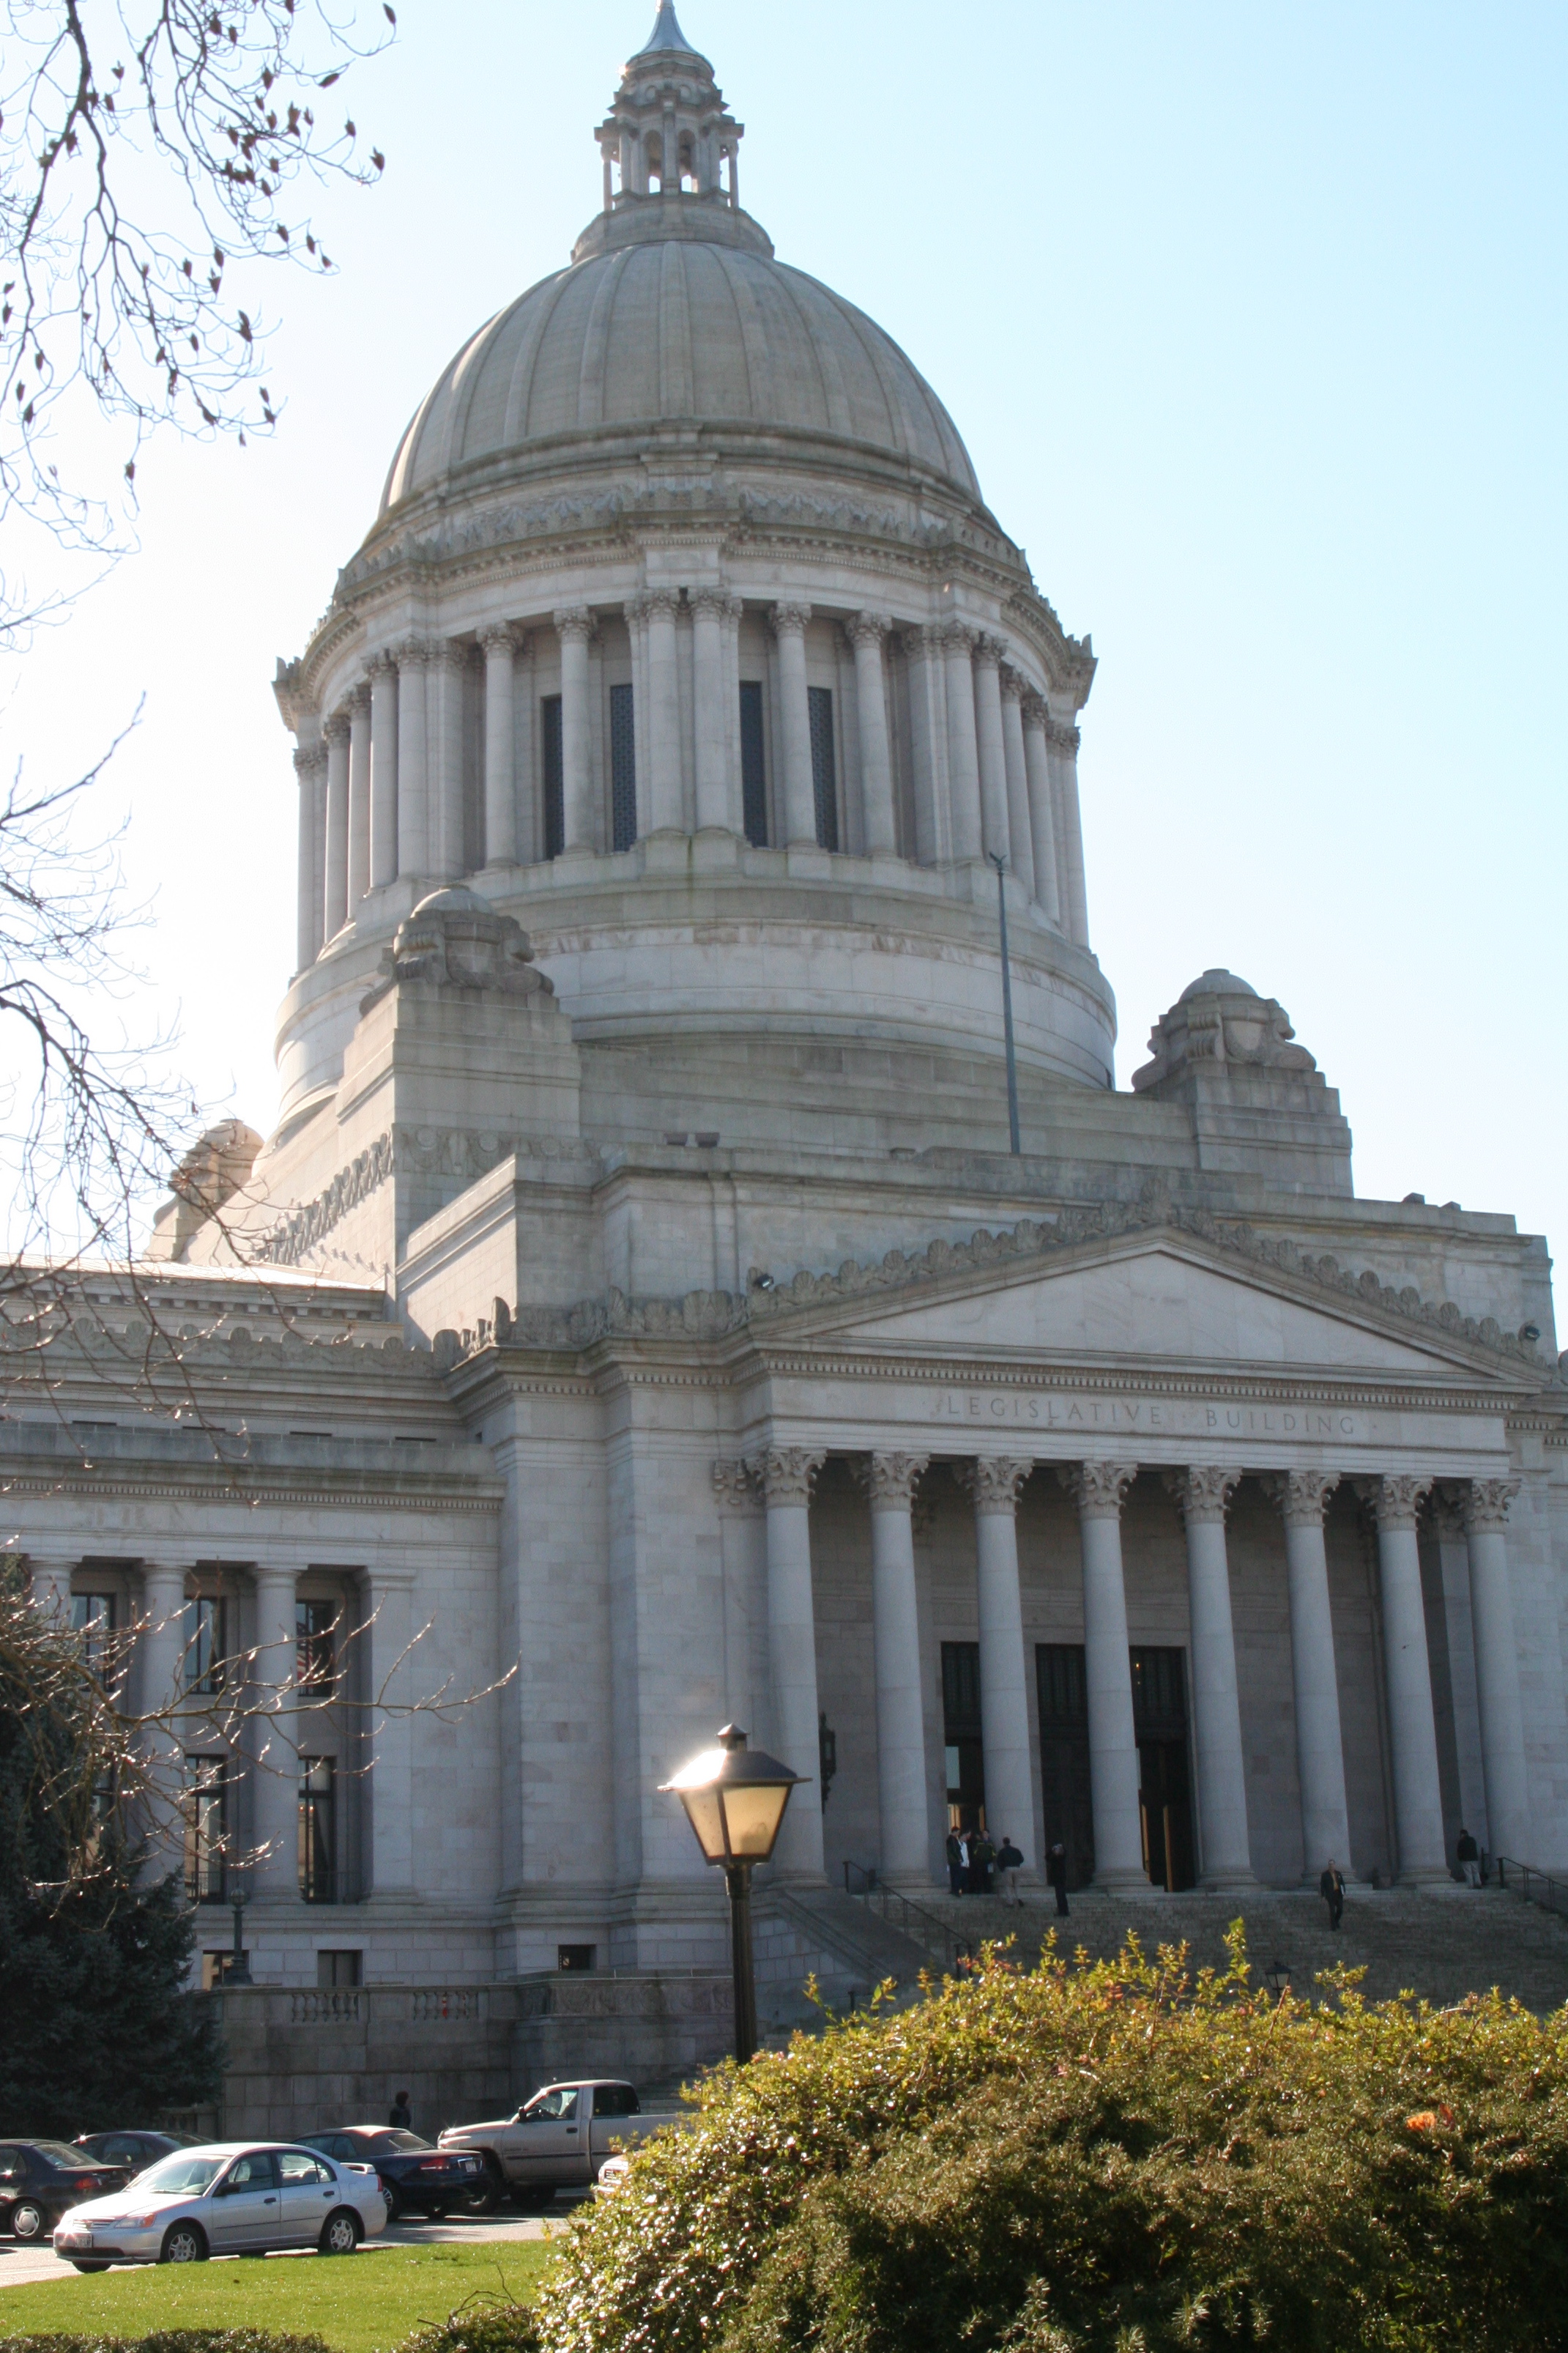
[{"xmin": 907, "ymin": 1881, "xmax": 1568, "ymax": 2012}]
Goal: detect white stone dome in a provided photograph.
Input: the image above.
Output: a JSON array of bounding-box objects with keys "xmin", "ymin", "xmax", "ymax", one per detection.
[{"xmin": 380, "ymin": 221, "xmax": 982, "ymax": 519}]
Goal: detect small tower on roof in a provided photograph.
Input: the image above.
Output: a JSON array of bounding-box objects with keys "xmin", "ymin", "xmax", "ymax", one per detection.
[{"xmin": 595, "ymin": 2, "xmax": 745, "ymax": 215}]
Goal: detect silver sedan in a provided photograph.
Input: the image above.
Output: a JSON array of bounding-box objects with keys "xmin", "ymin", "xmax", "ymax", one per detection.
[{"xmin": 51, "ymin": 2142, "xmax": 387, "ymax": 2269}]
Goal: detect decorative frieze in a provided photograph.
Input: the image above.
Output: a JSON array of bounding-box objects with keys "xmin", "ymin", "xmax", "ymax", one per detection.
[{"xmin": 261, "ymin": 1133, "xmax": 395, "ymax": 1267}]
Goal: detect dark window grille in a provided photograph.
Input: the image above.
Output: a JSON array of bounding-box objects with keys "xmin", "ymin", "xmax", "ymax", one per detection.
[
  {"xmin": 609, "ymin": 682, "xmax": 637, "ymax": 852},
  {"xmin": 183, "ymin": 1756, "xmax": 227, "ymax": 1902},
  {"xmin": 541, "ymin": 694, "xmax": 564, "ymax": 859},
  {"xmin": 1036, "ymin": 1645, "xmax": 1094, "ymax": 1889},
  {"xmin": 1036, "ymin": 1642, "xmax": 1088, "ymax": 1725},
  {"xmin": 739, "ymin": 681, "xmax": 768, "ymax": 845},
  {"xmin": 807, "ymin": 685, "xmax": 839, "ymax": 850},
  {"xmin": 296, "ymin": 1598, "xmax": 338, "ymax": 1693},
  {"xmin": 941, "ymin": 1640, "xmax": 982, "ymax": 1737},
  {"xmin": 300, "ymin": 1757, "xmax": 337, "ymax": 1902},
  {"xmin": 1130, "ymin": 1647, "xmax": 1188, "ymax": 1735}
]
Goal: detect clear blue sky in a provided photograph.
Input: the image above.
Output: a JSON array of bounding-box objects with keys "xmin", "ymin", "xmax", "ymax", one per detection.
[{"xmin": 4, "ymin": 1, "xmax": 1564, "ymax": 1319}]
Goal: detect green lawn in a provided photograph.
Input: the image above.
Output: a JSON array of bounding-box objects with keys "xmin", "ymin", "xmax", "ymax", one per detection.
[{"xmin": 0, "ymin": 2241, "xmax": 555, "ymax": 2353}]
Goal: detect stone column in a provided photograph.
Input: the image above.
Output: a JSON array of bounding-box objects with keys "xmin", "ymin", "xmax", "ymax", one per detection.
[
  {"xmin": 1165, "ymin": 1467, "xmax": 1253, "ymax": 1886},
  {"xmin": 942, "ymin": 623, "xmax": 984, "ymax": 861},
  {"xmin": 1430, "ymin": 1489, "xmax": 1490, "ymax": 1846},
  {"xmin": 431, "ymin": 642, "xmax": 468, "ymax": 881},
  {"xmin": 1060, "ymin": 1464, "xmax": 1145, "ymax": 1887},
  {"xmin": 250, "ymin": 1566, "xmax": 300, "ymax": 1900},
  {"xmin": 633, "ymin": 592, "xmax": 679, "ymax": 835},
  {"xmin": 759, "ymin": 1448, "xmax": 826, "ymax": 1879},
  {"xmin": 362, "ymin": 1565, "xmax": 417, "ymax": 1898},
  {"xmin": 1360, "ymin": 1475, "xmax": 1448, "ymax": 1881},
  {"xmin": 960, "ymin": 1457, "xmax": 1037, "ymax": 1872},
  {"xmin": 691, "ymin": 589, "xmax": 731, "ymax": 832},
  {"xmin": 395, "ymin": 637, "xmax": 429, "ymax": 880},
  {"xmin": 858, "ymin": 1453, "xmax": 931, "ymax": 1883},
  {"xmin": 900, "ymin": 626, "xmax": 948, "ymax": 865},
  {"xmin": 719, "ymin": 593, "xmax": 744, "ymax": 834},
  {"xmin": 322, "ymin": 711, "xmax": 350, "ymax": 939},
  {"xmin": 27, "ymin": 1555, "xmax": 75, "ymax": 1620},
  {"xmin": 998, "ymin": 667, "xmax": 1036, "ymax": 903},
  {"xmin": 346, "ymin": 683, "xmax": 372, "ymax": 910},
  {"xmin": 972, "ymin": 634, "xmax": 1011, "ymax": 867},
  {"xmin": 1021, "ymin": 694, "xmax": 1062, "ymax": 924},
  {"xmin": 1463, "ymin": 1479, "xmax": 1529, "ymax": 1861},
  {"xmin": 1050, "ymin": 718, "xmax": 1090, "ymax": 947},
  {"xmin": 1267, "ymin": 1471, "xmax": 1353, "ymax": 1880},
  {"xmin": 770, "ymin": 603, "xmax": 817, "ymax": 847},
  {"xmin": 551, "ymin": 607, "xmax": 595, "ymax": 853},
  {"xmin": 848, "ymin": 613, "xmax": 897, "ymax": 854},
  {"xmin": 293, "ymin": 744, "xmax": 324, "ymax": 971},
  {"xmin": 138, "ymin": 1563, "xmax": 190, "ymax": 1873},
  {"xmin": 368, "ymin": 653, "xmax": 399, "ymax": 889},
  {"xmin": 478, "ymin": 626, "xmax": 517, "ymax": 867}
]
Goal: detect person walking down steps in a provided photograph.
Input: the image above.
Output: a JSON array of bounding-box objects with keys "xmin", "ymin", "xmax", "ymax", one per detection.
[
  {"xmin": 1457, "ymin": 1827, "xmax": 1482, "ymax": 1888},
  {"xmin": 1319, "ymin": 1861, "xmax": 1346, "ymax": 1932}
]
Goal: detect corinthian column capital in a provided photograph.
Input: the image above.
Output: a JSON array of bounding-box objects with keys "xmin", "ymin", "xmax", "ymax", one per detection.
[
  {"xmin": 852, "ymin": 1451, "xmax": 929, "ymax": 1511},
  {"xmin": 1353, "ymin": 1473, "xmax": 1433, "ymax": 1532},
  {"xmin": 1464, "ymin": 1477, "xmax": 1520, "ymax": 1535},
  {"xmin": 998, "ymin": 662, "xmax": 1027, "ymax": 703},
  {"xmin": 957, "ymin": 1456, "xmax": 1032, "ymax": 1515},
  {"xmin": 690, "ymin": 585, "xmax": 731, "ymax": 621},
  {"xmin": 1162, "ymin": 1465, "xmax": 1241, "ymax": 1525},
  {"xmin": 479, "ymin": 623, "xmax": 518, "ymax": 659},
  {"xmin": 769, "ymin": 600, "xmax": 811, "ymax": 639},
  {"xmin": 1060, "ymin": 1460, "xmax": 1137, "ymax": 1520},
  {"xmin": 847, "ymin": 610, "xmax": 892, "ymax": 651},
  {"xmin": 1260, "ymin": 1469, "xmax": 1339, "ymax": 1528},
  {"xmin": 940, "ymin": 619, "xmax": 977, "ymax": 656},
  {"xmin": 712, "ymin": 1459, "xmax": 762, "ymax": 1514},
  {"xmin": 757, "ymin": 1447, "xmax": 824, "ymax": 1508},
  {"xmin": 322, "ymin": 708, "xmax": 351, "ymax": 746},
  {"xmin": 1021, "ymin": 689, "xmax": 1049, "ymax": 730},
  {"xmin": 972, "ymin": 631, "xmax": 1006, "ymax": 670},
  {"xmin": 553, "ymin": 605, "xmax": 595, "ymax": 642}
]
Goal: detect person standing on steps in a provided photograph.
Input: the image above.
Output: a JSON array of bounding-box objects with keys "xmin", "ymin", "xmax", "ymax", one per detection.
[
  {"xmin": 390, "ymin": 2090, "xmax": 413, "ymax": 2129},
  {"xmin": 995, "ymin": 1836, "xmax": 1024, "ymax": 1905},
  {"xmin": 1047, "ymin": 1841, "xmax": 1070, "ymax": 1919},
  {"xmin": 1457, "ymin": 1827, "xmax": 1481, "ymax": 1888},
  {"xmin": 1319, "ymin": 1861, "xmax": 1345, "ymax": 1932},
  {"xmin": 970, "ymin": 1828, "xmax": 995, "ymax": 1896},
  {"xmin": 945, "ymin": 1828, "xmax": 965, "ymax": 1897}
]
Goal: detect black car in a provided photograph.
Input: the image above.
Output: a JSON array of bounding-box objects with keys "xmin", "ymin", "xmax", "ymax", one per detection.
[
  {"xmin": 301, "ymin": 2128, "xmax": 486, "ymax": 2219},
  {"xmin": 0, "ymin": 2143, "xmax": 129, "ymax": 2241},
  {"xmin": 73, "ymin": 2131, "xmax": 202, "ymax": 2176}
]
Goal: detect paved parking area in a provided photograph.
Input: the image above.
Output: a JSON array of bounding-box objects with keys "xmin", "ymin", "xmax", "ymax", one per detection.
[{"xmin": 0, "ymin": 2210, "xmax": 560, "ymax": 2289}]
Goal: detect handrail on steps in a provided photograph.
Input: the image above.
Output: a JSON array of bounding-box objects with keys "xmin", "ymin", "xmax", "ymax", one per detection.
[
  {"xmin": 843, "ymin": 1860, "xmax": 974, "ymax": 1974},
  {"xmin": 1495, "ymin": 1857, "xmax": 1568, "ymax": 1919}
]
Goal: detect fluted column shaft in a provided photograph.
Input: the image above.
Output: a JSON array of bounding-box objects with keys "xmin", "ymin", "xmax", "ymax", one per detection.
[
  {"xmin": 363, "ymin": 1566, "xmax": 416, "ymax": 1897},
  {"xmin": 369, "ymin": 656, "xmax": 399, "ymax": 889},
  {"xmin": 1022, "ymin": 697, "xmax": 1061, "ymax": 924},
  {"xmin": 942, "ymin": 624, "xmax": 983, "ymax": 861},
  {"xmin": 138, "ymin": 1563, "xmax": 189, "ymax": 1874},
  {"xmin": 294, "ymin": 745, "xmax": 324, "ymax": 970},
  {"xmin": 972, "ymin": 637, "xmax": 1011, "ymax": 866},
  {"xmin": 964, "ymin": 1459, "xmax": 1036, "ymax": 1871},
  {"xmin": 1051, "ymin": 718, "xmax": 1090, "ymax": 946},
  {"xmin": 771, "ymin": 604, "xmax": 817, "ymax": 846},
  {"xmin": 1271, "ymin": 1472, "xmax": 1353, "ymax": 1878},
  {"xmin": 322, "ymin": 714, "xmax": 350, "ymax": 939},
  {"xmin": 549, "ymin": 609, "xmax": 593, "ymax": 852},
  {"xmin": 481, "ymin": 626, "xmax": 517, "ymax": 867},
  {"xmin": 250, "ymin": 1565, "xmax": 300, "ymax": 1900},
  {"xmin": 1062, "ymin": 1464, "xmax": 1145, "ymax": 1887},
  {"xmin": 850, "ymin": 615, "xmax": 897, "ymax": 855},
  {"xmin": 633, "ymin": 593, "xmax": 679, "ymax": 834},
  {"xmin": 862, "ymin": 1454, "xmax": 930, "ymax": 1883},
  {"xmin": 1167, "ymin": 1467, "xmax": 1253, "ymax": 1886},
  {"xmin": 691, "ymin": 590, "xmax": 730, "ymax": 831},
  {"xmin": 395, "ymin": 640, "xmax": 429, "ymax": 879},
  {"xmin": 761, "ymin": 1448, "xmax": 826, "ymax": 1879},
  {"xmin": 431, "ymin": 645, "xmax": 467, "ymax": 881},
  {"xmin": 1363, "ymin": 1477, "xmax": 1448, "ymax": 1880},
  {"xmin": 347, "ymin": 685, "xmax": 372, "ymax": 909},
  {"xmin": 999, "ymin": 670, "xmax": 1036, "ymax": 902},
  {"xmin": 1464, "ymin": 1481, "xmax": 1529, "ymax": 1861},
  {"xmin": 902, "ymin": 627, "xmax": 946, "ymax": 865}
]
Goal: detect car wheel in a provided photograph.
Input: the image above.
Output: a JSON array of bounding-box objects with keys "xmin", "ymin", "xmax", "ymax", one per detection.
[
  {"xmin": 71, "ymin": 2261, "xmax": 111, "ymax": 2274},
  {"xmin": 463, "ymin": 2166, "xmax": 502, "ymax": 2215},
  {"xmin": 382, "ymin": 2189, "xmax": 406, "ymax": 2223},
  {"xmin": 318, "ymin": 2210, "xmax": 360, "ymax": 2256},
  {"xmin": 160, "ymin": 2222, "xmax": 207, "ymax": 2265},
  {"xmin": 10, "ymin": 2202, "xmax": 45, "ymax": 2242}
]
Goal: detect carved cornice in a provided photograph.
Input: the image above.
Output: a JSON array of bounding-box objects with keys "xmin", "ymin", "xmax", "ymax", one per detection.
[
  {"xmin": 755, "ymin": 1446, "xmax": 823, "ymax": 1508},
  {"xmin": 1162, "ymin": 1464, "xmax": 1240, "ymax": 1524},
  {"xmin": 1353, "ymin": 1473, "xmax": 1432, "ymax": 1533},
  {"xmin": 956, "ymin": 1455, "xmax": 1031, "ymax": 1514},
  {"xmin": 261, "ymin": 1135, "xmax": 394, "ymax": 1267},
  {"xmin": 712, "ymin": 1458, "xmax": 762, "ymax": 1513},
  {"xmin": 850, "ymin": 1450, "xmax": 929, "ymax": 1510},
  {"xmin": 1260, "ymin": 1469, "xmax": 1339, "ymax": 1528},
  {"xmin": 1463, "ymin": 1477, "xmax": 1520, "ymax": 1535},
  {"xmin": 1059, "ymin": 1461, "xmax": 1137, "ymax": 1519}
]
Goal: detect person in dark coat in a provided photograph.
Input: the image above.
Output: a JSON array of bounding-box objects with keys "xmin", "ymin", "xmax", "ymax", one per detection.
[
  {"xmin": 1457, "ymin": 1827, "xmax": 1481, "ymax": 1888},
  {"xmin": 1046, "ymin": 1841, "xmax": 1070, "ymax": 1917},
  {"xmin": 995, "ymin": 1837, "xmax": 1025, "ymax": 1905},
  {"xmin": 1319, "ymin": 1861, "xmax": 1345, "ymax": 1930},
  {"xmin": 389, "ymin": 2090, "xmax": 413, "ymax": 2128},
  {"xmin": 945, "ymin": 1828, "xmax": 965, "ymax": 1897}
]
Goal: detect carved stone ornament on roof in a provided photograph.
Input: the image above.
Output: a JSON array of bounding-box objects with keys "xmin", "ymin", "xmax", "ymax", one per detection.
[
  {"xmin": 1162, "ymin": 1464, "xmax": 1241, "ymax": 1524},
  {"xmin": 1353, "ymin": 1474, "xmax": 1432, "ymax": 1532},
  {"xmin": 1060, "ymin": 1461, "xmax": 1137, "ymax": 1520},
  {"xmin": 850, "ymin": 1450, "xmax": 930, "ymax": 1510},
  {"xmin": 1464, "ymin": 1477, "xmax": 1520, "ymax": 1534},
  {"xmin": 359, "ymin": 892, "xmax": 555, "ymax": 1018},
  {"xmin": 757, "ymin": 1448, "xmax": 823, "ymax": 1508},
  {"xmin": 1132, "ymin": 976, "xmax": 1319, "ymax": 1095},
  {"xmin": 712, "ymin": 1458, "xmax": 762, "ymax": 1513},
  {"xmin": 957, "ymin": 1455, "xmax": 1033, "ymax": 1514},
  {"xmin": 1260, "ymin": 1469, "xmax": 1340, "ymax": 1528}
]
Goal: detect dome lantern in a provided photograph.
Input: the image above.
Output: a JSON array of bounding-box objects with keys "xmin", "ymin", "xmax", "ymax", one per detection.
[{"xmin": 594, "ymin": 0, "xmax": 745, "ymax": 217}]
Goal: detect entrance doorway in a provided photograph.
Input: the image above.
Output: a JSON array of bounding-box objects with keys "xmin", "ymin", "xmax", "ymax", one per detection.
[
  {"xmin": 1036, "ymin": 1644, "xmax": 1095, "ymax": 1889},
  {"xmin": 1131, "ymin": 1648, "xmax": 1195, "ymax": 1891},
  {"xmin": 941, "ymin": 1642, "xmax": 985, "ymax": 1831}
]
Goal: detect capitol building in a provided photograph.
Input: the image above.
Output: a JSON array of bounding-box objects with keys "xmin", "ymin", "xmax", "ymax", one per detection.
[{"xmin": 16, "ymin": 6, "xmax": 1568, "ymax": 2113}]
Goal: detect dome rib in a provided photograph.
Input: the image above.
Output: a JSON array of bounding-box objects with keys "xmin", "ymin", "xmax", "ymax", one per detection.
[
  {"xmin": 658, "ymin": 240, "xmax": 694, "ymax": 418},
  {"xmin": 502, "ymin": 267, "xmax": 573, "ymax": 451},
  {"xmin": 773, "ymin": 262, "xmax": 855, "ymax": 442},
  {"xmin": 576, "ymin": 247, "xmax": 634, "ymax": 428}
]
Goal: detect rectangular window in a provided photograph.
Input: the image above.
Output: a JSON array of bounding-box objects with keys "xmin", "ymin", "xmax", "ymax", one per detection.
[
  {"xmin": 316, "ymin": 1949, "xmax": 362, "ymax": 1989},
  {"xmin": 940, "ymin": 1640, "xmax": 984, "ymax": 1828},
  {"xmin": 296, "ymin": 1599, "xmax": 338, "ymax": 1694},
  {"xmin": 807, "ymin": 684, "xmax": 839, "ymax": 851},
  {"xmin": 183, "ymin": 1756, "xmax": 228, "ymax": 1903},
  {"xmin": 557, "ymin": 1943, "xmax": 596, "ymax": 1974},
  {"xmin": 739, "ymin": 681, "xmax": 768, "ymax": 846},
  {"xmin": 71, "ymin": 1591, "xmax": 116, "ymax": 1673},
  {"xmin": 300, "ymin": 1757, "xmax": 336, "ymax": 1903},
  {"xmin": 185, "ymin": 1596, "xmax": 227, "ymax": 1696},
  {"xmin": 541, "ymin": 694, "xmax": 564, "ymax": 859},
  {"xmin": 609, "ymin": 682, "xmax": 637, "ymax": 852}
]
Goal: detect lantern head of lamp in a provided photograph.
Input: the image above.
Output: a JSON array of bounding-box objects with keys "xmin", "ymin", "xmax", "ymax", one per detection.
[{"xmin": 661, "ymin": 1724, "xmax": 804, "ymax": 1869}]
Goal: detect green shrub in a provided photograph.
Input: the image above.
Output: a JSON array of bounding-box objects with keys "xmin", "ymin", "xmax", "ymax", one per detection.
[
  {"xmin": 535, "ymin": 1929, "xmax": 1568, "ymax": 2353},
  {"xmin": 0, "ymin": 2335, "xmax": 331, "ymax": 2353},
  {"xmin": 398, "ymin": 2305, "xmax": 542, "ymax": 2353}
]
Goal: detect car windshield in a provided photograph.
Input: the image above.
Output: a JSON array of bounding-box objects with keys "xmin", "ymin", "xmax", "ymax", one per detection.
[
  {"xmin": 382, "ymin": 2132, "xmax": 429, "ymax": 2152},
  {"xmin": 135, "ymin": 2154, "xmax": 224, "ymax": 2197},
  {"xmin": 29, "ymin": 2143, "xmax": 92, "ymax": 2167},
  {"xmin": 523, "ymin": 2089, "xmax": 578, "ymax": 2121}
]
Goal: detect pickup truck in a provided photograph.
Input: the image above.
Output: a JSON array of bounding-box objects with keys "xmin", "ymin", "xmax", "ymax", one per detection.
[{"xmin": 438, "ymin": 2080, "xmax": 674, "ymax": 2201}]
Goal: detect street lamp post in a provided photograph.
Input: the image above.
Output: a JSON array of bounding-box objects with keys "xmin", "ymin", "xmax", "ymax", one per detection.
[
  {"xmin": 227, "ymin": 1888, "xmax": 252, "ymax": 1985},
  {"xmin": 661, "ymin": 1725, "xmax": 806, "ymax": 2065}
]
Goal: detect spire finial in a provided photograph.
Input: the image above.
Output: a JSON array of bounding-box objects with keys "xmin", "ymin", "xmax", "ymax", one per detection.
[{"xmin": 637, "ymin": 0, "xmax": 699, "ymax": 56}]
